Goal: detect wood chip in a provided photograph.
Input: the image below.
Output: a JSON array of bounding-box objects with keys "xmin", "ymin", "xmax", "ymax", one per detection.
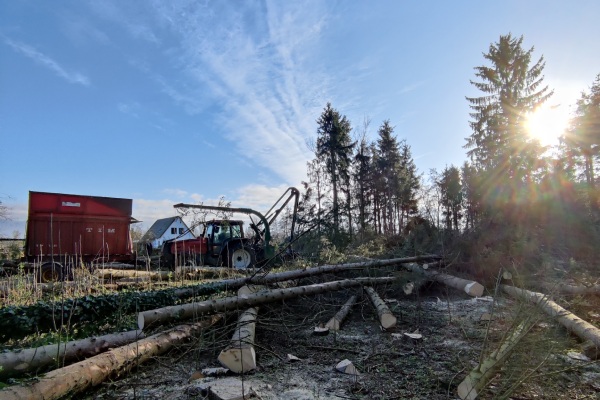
[{"xmin": 335, "ymin": 359, "xmax": 360, "ymax": 375}]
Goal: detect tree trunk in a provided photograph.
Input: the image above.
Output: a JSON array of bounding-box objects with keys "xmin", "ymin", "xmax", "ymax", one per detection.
[
  {"xmin": 217, "ymin": 307, "xmax": 258, "ymax": 373},
  {"xmin": 138, "ymin": 277, "xmax": 398, "ymax": 330},
  {"xmin": 0, "ymin": 316, "xmax": 222, "ymax": 400},
  {"xmin": 403, "ymin": 263, "xmax": 484, "ymax": 297},
  {"xmin": 216, "ymin": 285, "xmax": 264, "ymax": 373},
  {"xmin": 501, "ymin": 284, "xmax": 600, "ymax": 348},
  {"xmin": 93, "ymin": 269, "xmax": 170, "ymax": 281},
  {"xmin": 545, "ymin": 283, "xmax": 600, "ymax": 296},
  {"xmin": 169, "ymin": 255, "xmax": 441, "ymax": 300},
  {"xmin": 0, "ymin": 330, "xmax": 143, "ymax": 379},
  {"xmin": 364, "ymin": 286, "xmax": 397, "ymax": 329},
  {"xmin": 325, "ymin": 294, "xmax": 357, "ymax": 331},
  {"xmin": 457, "ymin": 321, "xmax": 528, "ymax": 400}
]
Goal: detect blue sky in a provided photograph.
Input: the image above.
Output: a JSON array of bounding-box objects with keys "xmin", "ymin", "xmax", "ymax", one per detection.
[{"xmin": 1, "ymin": 0, "xmax": 599, "ymax": 236}]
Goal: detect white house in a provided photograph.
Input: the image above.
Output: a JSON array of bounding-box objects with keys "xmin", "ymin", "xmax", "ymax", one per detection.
[{"xmin": 141, "ymin": 216, "xmax": 195, "ymax": 250}]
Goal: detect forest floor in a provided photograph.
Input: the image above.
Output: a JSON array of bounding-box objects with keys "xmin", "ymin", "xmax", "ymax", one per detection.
[{"xmin": 83, "ymin": 280, "xmax": 600, "ymax": 400}]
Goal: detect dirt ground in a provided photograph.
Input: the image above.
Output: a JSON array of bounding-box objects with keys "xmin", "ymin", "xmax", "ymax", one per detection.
[{"xmin": 85, "ymin": 281, "xmax": 600, "ymax": 400}]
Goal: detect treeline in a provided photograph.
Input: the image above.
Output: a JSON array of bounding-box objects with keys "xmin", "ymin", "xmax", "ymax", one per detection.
[{"xmin": 289, "ymin": 33, "xmax": 600, "ymax": 271}]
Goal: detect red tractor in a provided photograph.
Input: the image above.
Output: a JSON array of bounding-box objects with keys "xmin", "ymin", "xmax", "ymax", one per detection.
[{"xmin": 161, "ymin": 187, "xmax": 299, "ymax": 269}]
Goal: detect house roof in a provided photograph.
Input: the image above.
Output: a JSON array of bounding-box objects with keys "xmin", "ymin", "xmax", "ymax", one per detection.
[{"xmin": 142, "ymin": 216, "xmax": 192, "ymax": 241}]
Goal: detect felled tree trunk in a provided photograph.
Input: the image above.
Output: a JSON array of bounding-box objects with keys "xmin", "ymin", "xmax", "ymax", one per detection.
[
  {"xmin": 218, "ymin": 307, "xmax": 258, "ymax": 373},
  {"xmin": 93, "ymin": 269, "xmax": 171, "ymax": 281},
  {"xmin": 364, "ymin": 286, "xmax": 397, "ymax": 329},
  {"xmin": 0, "ymin": 316, "xmax": 222, "ymax": 400},
  {"xmin": 501, "ymin": 284, "xmax": 600, "ymax": 348},
  {"xmin": 0, "ymin": 330, "xmax": 143, "ymax": 379},
  {"xmin": 403, "ymin": 263, "xmax": 484, "ymax": 297},
  {"xmin": 326, "ymin": 295, "xmax": 357, "ymax": 331},
  {"xmin": 217, "ymin": 285, "xmax": 265, "ymax": 373},
  {"xmin": 545, "ymin": 283, "xmax": 600, "ymax": 296},
  {"xmin": 138, "ymin": 277, "xmax": 397, "ymax": 330},
  {"xmin": 169, "ymin": 254, "xmax": 441, "ymax": 299},
  {"xmin": 457, "ymin": 321, "xmax": 528, "ymax": 400}
]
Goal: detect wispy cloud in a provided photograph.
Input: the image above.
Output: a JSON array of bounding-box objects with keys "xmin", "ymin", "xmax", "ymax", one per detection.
[
  {"xmin": 117, "ymin": 102, "xmax": 141, "ymax": 118},
  {"xmin": 60, "ymin": 14, "xmax": 110, "ymax": 46},
  {"xmin": 88, "ymin": 0, "xmax": 159, "ymax": 44},
  {"xmin": 145, "ymin": 0, "xmax": 331, "ymax": 185},
  {"xmin": 3, "ymin": 37, "xmax": 90, "ymax": 86}
]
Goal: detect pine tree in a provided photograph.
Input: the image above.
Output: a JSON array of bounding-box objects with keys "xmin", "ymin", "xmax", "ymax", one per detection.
[
  {"xmin": 465, "ymin": 34, "xmax": 552, "ymax": 184},
  {"xmin": 315, "ymin": 103, "xmax": 354, "ymax": 237}
]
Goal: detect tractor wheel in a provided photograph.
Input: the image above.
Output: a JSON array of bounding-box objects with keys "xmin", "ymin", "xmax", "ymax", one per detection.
[
  {"xmin": 38, "ymin": 262, "xmax": 64, "ymax": 283},
  {"xmin": 226, "ymin": 244, "xmax": 256, "ymax": 269}
]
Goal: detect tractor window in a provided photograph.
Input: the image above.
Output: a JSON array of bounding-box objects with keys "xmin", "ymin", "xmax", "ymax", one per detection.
[
  {"xmin": 231, "ymin": 225, "xmax": 242, "ymax": 238},
  {"xmin": 217, "ymin": 226, "xmax": 231, "ymax": 243}
]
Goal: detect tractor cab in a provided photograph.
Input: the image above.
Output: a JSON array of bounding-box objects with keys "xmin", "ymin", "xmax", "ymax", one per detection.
[{"xmin": 204, "ymin": 220, "xmax": 245, "ymax": 256}]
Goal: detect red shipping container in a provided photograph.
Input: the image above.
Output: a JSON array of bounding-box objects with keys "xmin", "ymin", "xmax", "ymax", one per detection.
[{"xmin": 25, "ymin": 191, "xmax": 135, "ymax": 263}]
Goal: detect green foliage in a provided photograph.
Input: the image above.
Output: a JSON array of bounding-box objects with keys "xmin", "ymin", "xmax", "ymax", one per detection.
[{"xmin": 0, "ymin": 281, "xmax": 231, "ymax": 342}]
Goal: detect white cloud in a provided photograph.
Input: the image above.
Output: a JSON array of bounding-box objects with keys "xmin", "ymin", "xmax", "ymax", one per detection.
[
  {"xmin": 146, "ymin": 0, "xmax": 330, "ymax": 185},
  {"xmin": 3, "ymin": 37, "xmax": 90, "ymax": 86}
]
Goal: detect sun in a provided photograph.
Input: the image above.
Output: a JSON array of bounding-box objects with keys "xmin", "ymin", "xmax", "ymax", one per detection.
[{"xmin": 526, "ymin": 103, "xmax": 570, "ymax": 146}]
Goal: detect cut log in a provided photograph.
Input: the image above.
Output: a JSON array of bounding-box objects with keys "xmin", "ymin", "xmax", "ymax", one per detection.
[
  {"xmin": 0, "ymin": 316, "xmax": 222, "ymax": 400},
  {"xmin": 364, "ymin": 286, "xmax": 397, "ymax": 329},
  {"xmin": 457, "ymin": 321, "xmax": 528, "ymax": 400},
  {"xmin": 335, "ymin": 359, "xmax": 360, "ymax": 375},
  {"xmin": 174, "ymin": 266, "xmax": 244, "ymax": 279},
  {"xmin": 403, "ymin": 263, "xmax": 484, "ymax": 297},
  {"xmin": 501, "ymin": 284, "xmax": 600, "ymax": 349},
  {"xmin": 218, "ymin": 307, "xmax": 258, "ymax": 373},
  {"xmin": 313, "ymin": 325, "xmax": 330, "ymax": 336},
  {"xmin": 325, "ymin": 294, "xmax": 357, "ymax": 331},
  {"xmin": 93, "ymin": 269, "xmax": 170, "ymax": 281},
  {"xmin": 0, "ymin": 330, "xmax": 143, "ymax": 379},
  {"xmin": 545, "ymin": 283, "xmax": 600, "ymax": 296},
  {"xmin": 138, "ymin": 277, "xmax": 398, "ymax": 330},
  {"xmin": 165, "ymin": 255, "xmax": 440, "ymax": 301}
]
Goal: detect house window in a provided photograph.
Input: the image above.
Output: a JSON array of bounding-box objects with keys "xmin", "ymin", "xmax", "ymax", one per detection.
[
  {"xmin": 171, "ymin": 227, "xmax": 177, "ymax": 234},
  {"xmin": 179, "ymin": 228, "xmax": 184, "ymax": 234}
]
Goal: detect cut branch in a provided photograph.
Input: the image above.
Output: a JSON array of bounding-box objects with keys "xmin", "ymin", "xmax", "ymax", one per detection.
[{"xmin": 364, "ymin": 286, "xmax": 397, "ymax": 329}]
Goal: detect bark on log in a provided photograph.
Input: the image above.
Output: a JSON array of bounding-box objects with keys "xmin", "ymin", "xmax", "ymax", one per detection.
[
  {"xmin": 457, "ymin": 321, "xmax": 528, "ymax": 400},
  {"xmin": 403, "ymin": 263, "xmax": 484, "ymax": 297},
  {"xmin": 501, "ymin": 284, "xmax": 600, "ymax": 348},
  {"xmin": 325, "ymin": 295, "xmax": 357, "ymax": 331},
  {"xmin": 138, "ymin": 277, "xmax": 397, "ymax": 330},
  {"xmin": 217, "ymin": 307, "xmax": 258, "ymax": 373},
  {"xmin": 93, "ymin": 269, "xmax": 171, "ymax": 281},
  {"xmin": 0, "ymin": 316, "xmax": 222, "ymax": 400},
  {"xmin": 0, "ymin": 330, "xmax": 143, "ymax": 379},
  {"xmin": 174, "ymin": 266, "xmax": 244, "ymax": 279},
  {"xmin": 216, "ymin": 285, "xmax": 265, "ymax": 373},
  {"xmin": 169, "ymin": 254, "xmax": 441, "ymax": 300},
  {"xmin": 364, "ymin": 286, "xmax": 397, "ymax": 329},
  {"xmin": 545, "ymin": 283, "xmax": 600, "ymax": 296}
]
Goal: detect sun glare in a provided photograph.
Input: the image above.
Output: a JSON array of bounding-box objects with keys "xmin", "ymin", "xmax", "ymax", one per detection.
[{"xmin": 526, "ymin": 104, "xmax": 570, "ymax": 146}]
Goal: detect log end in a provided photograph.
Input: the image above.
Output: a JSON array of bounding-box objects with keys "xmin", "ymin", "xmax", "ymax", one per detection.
[
  {"xmin": 464, "ymin": 282, "xmax": 485, "ymax": 298},
  {"xmin": 381, "ymin": 314, "xmax": 397, "ymax": 330},
  {"xmin": 217, "ymin": 346, "xmax": 257, "ymax": 373},
  {"xmin": 457, "ymin": 376, "xmax": 478, "ymax": 400},
  {"xmin": 138, "ymin": 313, "xmax": 147, "ymax": 330}
]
